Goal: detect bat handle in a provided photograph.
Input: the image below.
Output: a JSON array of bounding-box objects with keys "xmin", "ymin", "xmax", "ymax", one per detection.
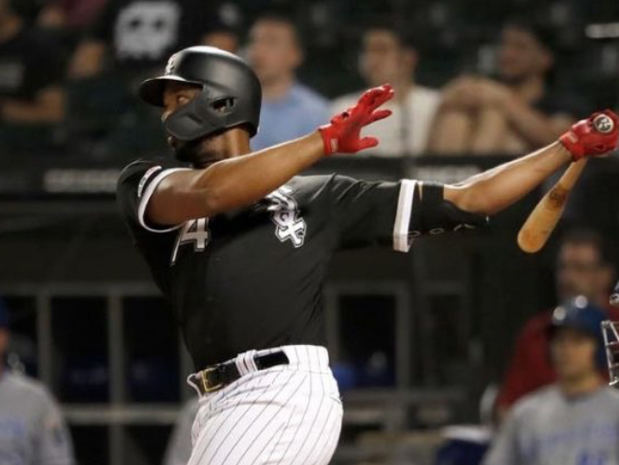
[{"xmin": 558, "ymin": 158, "xmax": 588, "ymax": 190}]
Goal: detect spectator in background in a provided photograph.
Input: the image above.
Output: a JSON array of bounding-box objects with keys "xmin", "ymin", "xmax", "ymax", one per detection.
[
  {"xmin": 331, "ymin": 22, "xmax": 440, "ymax": 156},
  {"xmin": 496, "ymin": 230, "xmax": 618, "ymax": 418},
  {"xmin": 0, "ymin": 0, "xmax": 65, "ymax": 125},
  {"xmin": 163, "ymin": 397, "xmax": 199, "ymax": 465},
  {"xmin": 37, "ymin": 0, "xmax": 108, "ymax": 31},
  {"xmin": 68, "ymin": 0, "xmax": 229, "ymax": 82},
  {"xmin": 484, "ymin": 299, "xmax": 619, "ymax": 465},
  {"xmin": 202, "ymin": 23, "xmax": 239, "ymax": 53},
  {"xmin": 429, "ymin": 19, "xmax": 586, "ymax": 155},
  {"xmin": 247, "ymin": 12, "xmax": 329, "ymax": 151},
  {"xmin": 0, "ymin": 301, "xmax": 75, "ymax": 465}
]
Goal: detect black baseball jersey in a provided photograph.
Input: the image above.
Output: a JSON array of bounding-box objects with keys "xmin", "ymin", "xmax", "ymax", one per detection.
[{"xmin": 117, "ymin": 159, "xmax": 417, "ymax": 369}]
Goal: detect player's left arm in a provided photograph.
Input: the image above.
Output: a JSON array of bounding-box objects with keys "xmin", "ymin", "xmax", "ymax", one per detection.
[{"xmin": 444, "ymin": 110, "xmax": 619, "ymax": 216}]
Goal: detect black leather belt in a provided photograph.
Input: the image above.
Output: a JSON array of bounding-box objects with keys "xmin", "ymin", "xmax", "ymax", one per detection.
[{"xmin": 189, "ymin": 351, "xmax": 289, "ymax": 395}]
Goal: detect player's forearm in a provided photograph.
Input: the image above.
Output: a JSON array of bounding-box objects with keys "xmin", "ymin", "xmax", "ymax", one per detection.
[
  {"xmin": 193, "ymin": 132, "xmax": 325, "ymax": 215},
  {"xmin": 445, "ymin": 141, "xmax": 571, "ymax": 215}
]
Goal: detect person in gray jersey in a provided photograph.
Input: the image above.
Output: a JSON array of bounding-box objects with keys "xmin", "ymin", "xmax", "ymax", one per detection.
[
  {"xmin": 163, "ymin": 397, "xmax": 200, "ymax": 465},
  {"xmin": 484, "ymin": 296, "xmax": 619, "ymax": 465},
  {"xmin": 0, "ymin": 302, "xmax": 75, "ymax": 465}
]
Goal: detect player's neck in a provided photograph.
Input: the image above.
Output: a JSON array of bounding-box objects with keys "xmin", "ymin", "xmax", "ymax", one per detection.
[
  {"xmin": 222, "ymin": 129, "xmax": 251, "ymax": 158},
  {"xmin": 558, "ymin": 371, "xmax": 605, "ymax": 397}
]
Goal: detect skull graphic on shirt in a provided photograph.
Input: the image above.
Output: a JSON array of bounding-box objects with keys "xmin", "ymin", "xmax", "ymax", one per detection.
[{"xmin": 114, "ymin": 1, "xmax": 181, "ymax": 60}]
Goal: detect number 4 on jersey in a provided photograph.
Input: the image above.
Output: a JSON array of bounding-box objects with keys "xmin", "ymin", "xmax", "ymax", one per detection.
[{"xmin": 171, "ymin": 218, "xmax": 209, "ymax": 265}]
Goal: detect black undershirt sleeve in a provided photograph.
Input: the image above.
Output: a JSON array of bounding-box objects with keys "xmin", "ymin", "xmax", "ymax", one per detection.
[{"xmin": 326, "ymin": 175, "xmax": 488, "ymax": 252}]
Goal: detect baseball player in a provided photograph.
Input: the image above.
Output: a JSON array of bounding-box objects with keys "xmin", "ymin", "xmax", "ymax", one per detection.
[
  {"xmin": 116, "ymin": 46, "xmax": 618, "ymax": 465},
  {"xmin": 484, "ymin": 298, "xmax": 619, "ymax": 465}
]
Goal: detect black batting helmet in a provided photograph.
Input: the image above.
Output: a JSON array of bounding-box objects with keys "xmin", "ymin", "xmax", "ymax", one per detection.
[{"xmin": 139, "ymin": 46, "xmax": 262, "ymax": 142}]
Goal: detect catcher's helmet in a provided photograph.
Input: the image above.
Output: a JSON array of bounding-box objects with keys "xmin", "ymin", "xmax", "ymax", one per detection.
[
  {"xmin": 139, "ymin": 46, "xmax": 262, "ymax": 142},
  {"xmin": 549, "ymin": 296, "xmax": 608, "ymax": 371}
]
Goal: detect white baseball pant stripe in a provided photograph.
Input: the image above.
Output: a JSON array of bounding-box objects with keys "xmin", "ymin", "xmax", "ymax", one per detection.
[{"xmin": 186, "ymin": 345, "xmax": 343, "ymax": 465}]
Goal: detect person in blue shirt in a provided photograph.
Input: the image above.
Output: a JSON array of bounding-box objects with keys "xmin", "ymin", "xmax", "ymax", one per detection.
[{"xmin": 247, "ymin": 12, "xmax": 329, "ymax": 150}]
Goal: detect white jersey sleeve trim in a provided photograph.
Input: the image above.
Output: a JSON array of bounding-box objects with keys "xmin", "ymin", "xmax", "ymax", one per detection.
[
  {"xmin": 393, "ymin": 179, "xmax": 416, "ymax": 252},
  {"xmin": 137, "ymin": 167, "xmax": 192, "ymax": 233}
]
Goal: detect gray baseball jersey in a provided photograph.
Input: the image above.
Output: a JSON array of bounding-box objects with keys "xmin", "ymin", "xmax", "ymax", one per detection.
[
  {"xmin": 163, "ymin": 397, "xmax": 199, "ymax": 465},
  {"xmin": 484, "ymin": 385, "xmax": 619, "ymax": 465},
  {"xmin": 0, "ymin": 372, "xmax": 74, "ymax": 465}
]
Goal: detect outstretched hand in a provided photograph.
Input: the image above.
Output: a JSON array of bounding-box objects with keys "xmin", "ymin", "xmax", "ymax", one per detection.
[{"xmin": 319, "ymin": 84, "xmax": 394, "ymax": 155}]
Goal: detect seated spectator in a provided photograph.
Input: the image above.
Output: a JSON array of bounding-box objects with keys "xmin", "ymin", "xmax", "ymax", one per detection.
[
  {"xmin": 483, "ymin": 298, "xmax": 619, "ymax": 465},
  {"xmin": 68, "ymin": 0, "xmax": 220, "ymax": 82},
  {"xmin": 37, "ymin": 0, "xmax": 108, "ymax": 31},
  {"xmin": 163, "ymin": 397, "xmax": 199, "ymax": 465},
  {"xmin": 331, "ymin": 22, "xmax": 440, "ymax": 156},
  {"xmin": 247, "ymin": 12, "xmax": 329, "ymax": 151},
  {"xmin": 496, "ymin": 230, "xmax": 618, "ymax": 418},
  {"xmin": 201, "ymin": 21, "xmax": 239, "ymax": 53},
  {"xmin": 429, "ymin": 18, "xmax": 587, "ymax": 155},
  {"xmin": 0, "ymin": 301, "xmax": 75, "ymax": 465},
  {"xmin": 0, "ymin": 0, "xmax": 65, "ymax": 126}
]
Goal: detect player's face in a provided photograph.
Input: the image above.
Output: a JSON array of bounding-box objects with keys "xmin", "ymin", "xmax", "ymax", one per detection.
[
  {"xmin": 162, "ymin": 81, "xmax": 231, "ymax": 166},
  {"xmin": 247, "ymin": 20, "xmax": 302, "ymax": 85},
  {"xmin": 360, "ymin": 30, "xmax": 415, "ymax": 88},
  {"xmin": 556, "ymin": 243, "xmax": 613, "ymax": 302},
  {"xmin": 551, "ymin": 328, "xmax": 598, "ymax": 380},
  {"xmin": 498, "ymin": 26, "xmax": 552, "ymax": 83}
]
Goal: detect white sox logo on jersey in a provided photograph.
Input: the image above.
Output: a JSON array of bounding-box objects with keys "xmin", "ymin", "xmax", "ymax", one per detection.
[
  {"xmin": 169, "ymin": 187, "xmax": 306, "ymax": 264},
  {"xmin": 265, "ymin": 186, "xmax": 307, "ymax": 248}
]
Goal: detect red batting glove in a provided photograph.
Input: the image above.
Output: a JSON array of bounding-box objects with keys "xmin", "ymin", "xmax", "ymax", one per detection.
[
  {"xmin": 319, "ymin": 84, "xmax": 394, "ymax": 155},
  {"xmin": 559, "ymin": 109, "xmax": 619, "ymax": 161}
]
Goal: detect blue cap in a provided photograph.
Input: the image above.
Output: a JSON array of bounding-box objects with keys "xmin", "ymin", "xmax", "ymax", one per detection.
[
  {"xmin": 550, "ymin": 295, "xmax": 608, "ymax": 369},
  {"xmin": 0, "ymin": 299, "xmax": 9, "ymax": 328}
]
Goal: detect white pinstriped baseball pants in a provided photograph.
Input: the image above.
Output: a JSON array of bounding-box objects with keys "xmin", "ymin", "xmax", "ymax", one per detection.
[{"xmin": 186, "ymin": 345, "xmax": 343, "ymax": 465}]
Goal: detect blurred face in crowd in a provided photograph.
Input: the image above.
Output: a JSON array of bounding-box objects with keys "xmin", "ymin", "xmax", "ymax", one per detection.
[
  {"xmin": 0, "ymin": 0, "xmax": 10, "ymax": 19},
  {"xmin": 247, "ymin": 18, "xmax": 302, "ymax": 86},
  {"xmin": 498, "ymin": 25, "xmax": 553, "ymax": 83},
  {"xmin": 203, "ymin": 31, "xmax": 239, "ymax": 53},
  {"xmin": 359, "ymin": 29, "xmax": 416, "ymax": 88},
  {"xmin": 556, "ymin": 242, "xmax": 614, "ymax": 302},
  {"xmin": 550, "ymin": 328, "xmax": 598, "ymax": 381},
  {"xmin": 161, "ymin": 81, "xmax": 244, "ymax": 166}
]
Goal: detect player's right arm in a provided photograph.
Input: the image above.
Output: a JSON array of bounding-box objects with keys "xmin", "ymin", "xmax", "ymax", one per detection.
[{"xmin": 145, "ymin": 85, "xmax": 394, "ymax": 227}]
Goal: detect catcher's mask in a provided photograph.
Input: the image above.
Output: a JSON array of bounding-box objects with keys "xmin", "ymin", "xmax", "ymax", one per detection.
[{"xmin": 139, "ymin": 46, "xmax": 262, "ymax": 143}]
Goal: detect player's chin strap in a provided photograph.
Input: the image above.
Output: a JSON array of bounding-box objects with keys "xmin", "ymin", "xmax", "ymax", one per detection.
[{"xmin": 409, "ymin": 182, "xmax": 489, "ymax": 237}]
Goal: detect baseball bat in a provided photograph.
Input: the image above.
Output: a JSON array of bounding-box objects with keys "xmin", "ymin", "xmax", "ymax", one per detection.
[{"xmin": 517, "ymin": 158, "xmax": 588, "ymax": 253}]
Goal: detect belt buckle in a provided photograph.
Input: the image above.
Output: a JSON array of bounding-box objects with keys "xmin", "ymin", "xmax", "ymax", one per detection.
[{"xmin": 200, "ymin": 366, "xmax": 224, "ymax": 393}]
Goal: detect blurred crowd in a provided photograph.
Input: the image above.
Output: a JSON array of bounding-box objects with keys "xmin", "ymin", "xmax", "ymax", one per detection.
[{"xmin": 2, "ymin": 0, "xmax": 617, "ymax": 158}]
